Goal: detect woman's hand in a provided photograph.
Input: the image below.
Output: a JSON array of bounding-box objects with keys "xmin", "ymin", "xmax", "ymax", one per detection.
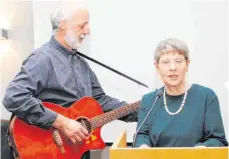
[
  {"xmin": 139, "ymin": 144, "xmax": 150, "ymax": 148},
  {"xmin": 195, "ymin": 145, "xmax": 206, "ymax": 148}
]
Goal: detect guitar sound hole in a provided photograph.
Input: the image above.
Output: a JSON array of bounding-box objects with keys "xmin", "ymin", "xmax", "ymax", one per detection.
[{"xmin": 76, "ymin": 118, "xmax": 92, "ymax": 134}]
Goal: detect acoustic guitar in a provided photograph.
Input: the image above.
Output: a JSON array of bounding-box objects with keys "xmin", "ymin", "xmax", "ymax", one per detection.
[{"xmin": 9, "ymin": 96, "xmax": 140, "ymax": 159}]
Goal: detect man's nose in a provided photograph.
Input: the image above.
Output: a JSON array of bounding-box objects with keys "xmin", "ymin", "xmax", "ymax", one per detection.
[{"xmin": 84, "ymin": 24, "xmax": 90, "ymax": 35}]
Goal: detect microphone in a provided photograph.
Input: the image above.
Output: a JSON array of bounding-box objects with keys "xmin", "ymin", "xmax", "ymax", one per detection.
[{"xmin": 132, "ymin": 90, "xmax": 163, "ymax": 147}]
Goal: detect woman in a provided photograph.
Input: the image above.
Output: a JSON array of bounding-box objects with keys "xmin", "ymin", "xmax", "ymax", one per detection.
[{"xmin": 135, "ymin": 38, "xmax": 228, "ymax": 148}]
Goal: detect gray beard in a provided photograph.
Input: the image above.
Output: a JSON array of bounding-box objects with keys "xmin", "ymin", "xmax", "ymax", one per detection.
[
  {"xmin": 77, "ymin": 35, "xmax": 90, "ymax": 55},
  {"xmin": 64, "ymin": 34, "xmax": 85, "ymax": 50}
]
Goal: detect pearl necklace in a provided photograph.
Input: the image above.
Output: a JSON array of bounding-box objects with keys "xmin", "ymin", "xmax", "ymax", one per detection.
[{"xmin": 163, "ymin": 86, "xmax": 188, "ymax": 116}]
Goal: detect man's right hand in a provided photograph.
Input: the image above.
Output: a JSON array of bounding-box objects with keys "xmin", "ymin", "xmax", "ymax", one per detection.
[{"xmin": 52, "ymin": 114, "xmax": 89, "ymax": 144}]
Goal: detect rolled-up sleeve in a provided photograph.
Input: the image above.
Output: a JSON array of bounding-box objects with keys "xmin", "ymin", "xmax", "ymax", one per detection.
[
  {"xmin": 2, "ymin": 53, "xmax": 57, "ymax": 129},
  {"xmin": 89, "ymin": 67, "xmax": 138, "ymax": 122}
]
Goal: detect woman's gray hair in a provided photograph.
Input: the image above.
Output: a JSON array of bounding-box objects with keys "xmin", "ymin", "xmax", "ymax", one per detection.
[
  {"xmin": 154, "ymin": 38, "xmax": 190, "ymax": 62},
  {"xmin": 50, "ymin": 0, "xmax": 87, "ymax": 33}
]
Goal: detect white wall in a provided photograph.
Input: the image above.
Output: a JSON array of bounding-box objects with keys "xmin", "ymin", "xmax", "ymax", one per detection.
[
  {"xmin": 33, "ymin": 0, "xmax": 60, "ymax": 49},
  {"xmin": 1, "ymin": 1, "xmax": 34, "ymax": 119}
]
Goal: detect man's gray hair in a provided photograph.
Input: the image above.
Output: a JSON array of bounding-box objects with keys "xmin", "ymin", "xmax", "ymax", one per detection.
[
  {"xmin": 154, "ymin": 38, "xmax": 190, "ymax": 62},
  {"xmin": 50, "ymin": 0, "xmax": 87, "ymax": 32}
]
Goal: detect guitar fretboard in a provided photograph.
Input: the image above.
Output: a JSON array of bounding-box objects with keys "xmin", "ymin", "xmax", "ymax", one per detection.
[{"xmin": 90, "ymin": 101, "xmax": 140, "ymax": 129}]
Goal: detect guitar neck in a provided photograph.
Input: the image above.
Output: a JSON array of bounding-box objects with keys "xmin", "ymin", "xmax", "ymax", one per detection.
[{"xmin": 90, "ymin": 101, "xmax": 140, "ymax": 129}]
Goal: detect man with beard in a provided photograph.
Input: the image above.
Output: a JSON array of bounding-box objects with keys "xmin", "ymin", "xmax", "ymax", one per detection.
[{"xmin": 2, "ymin": 0, "xmax": 137, "ymax": 158}]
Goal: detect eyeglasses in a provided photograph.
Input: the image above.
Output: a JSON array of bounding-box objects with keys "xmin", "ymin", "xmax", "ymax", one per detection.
[{"xmin": 159, "ymin": 59, "xmax": 186, "ymax": 67}]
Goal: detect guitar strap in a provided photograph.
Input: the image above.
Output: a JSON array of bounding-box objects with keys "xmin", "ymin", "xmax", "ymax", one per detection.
[{"xmin": 74, "ymin": 51, "xmax": 149, "ymax": 88}]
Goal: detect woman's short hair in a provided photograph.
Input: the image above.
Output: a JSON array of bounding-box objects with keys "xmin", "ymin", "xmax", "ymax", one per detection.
[{"xmin": 154, "ymin": 38, "xmax": 190, "ymax": 62}]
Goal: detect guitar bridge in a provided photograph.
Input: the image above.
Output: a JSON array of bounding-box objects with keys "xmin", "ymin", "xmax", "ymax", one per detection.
[{"xmin": 52, "ymin": 129, "xmax": 66, "ymax": 154}]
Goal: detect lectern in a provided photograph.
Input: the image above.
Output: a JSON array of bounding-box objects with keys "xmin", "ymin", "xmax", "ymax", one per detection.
[{"xmin": 110, "ymin": 130, "xmax": 228, "ymax": 159}]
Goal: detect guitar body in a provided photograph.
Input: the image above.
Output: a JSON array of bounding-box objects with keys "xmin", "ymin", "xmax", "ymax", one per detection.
[{"xmin": 10, "ymin": 97, "xmax": 106, "ymax": 159}]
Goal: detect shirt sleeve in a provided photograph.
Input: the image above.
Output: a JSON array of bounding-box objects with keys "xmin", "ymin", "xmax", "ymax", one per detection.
[
  {"xmin": 195, "ymin": 93, "xmax": 228, "ymax": 147},
  {"xmin": 134, "ymin": 95, "xmax": 153, "ymax": 147},
  {"xmin": 89, "ymin": 67, "xmax": 138, "ymax": 122},
  {"xmin": 2, "ymin": 53, "xmax": 58, "ymax": 130}
]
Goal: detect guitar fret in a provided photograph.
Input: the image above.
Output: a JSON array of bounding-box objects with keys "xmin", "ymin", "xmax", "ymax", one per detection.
[{"xmin": 91, "ymin": 101, "xmax": 140, "ymax": 129}]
